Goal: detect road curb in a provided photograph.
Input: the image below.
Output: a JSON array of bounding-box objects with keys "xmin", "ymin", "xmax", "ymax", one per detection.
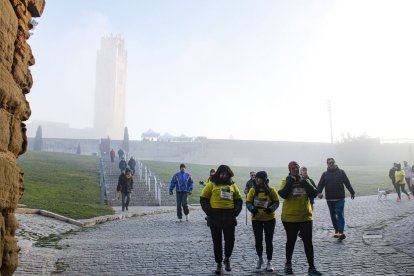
[{"xmin": 16, "ymin": 206, "xmax": 200, "ymax": 227}]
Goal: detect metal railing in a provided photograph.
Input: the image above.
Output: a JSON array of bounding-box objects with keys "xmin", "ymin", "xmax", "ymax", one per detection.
[
  {"xmin": 137, "ymin": 160, "xmax": 166, "ymax": 206},
  {"xmin": 99, "ymin": 155, "xmax": 168, "ymax": 206}
]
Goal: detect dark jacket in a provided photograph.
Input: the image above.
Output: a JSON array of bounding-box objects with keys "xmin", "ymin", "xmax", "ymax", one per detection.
[
  {"xmin": 244, "ymin": 179, "xmax": 255, "ymax": 195},
  {"xmin": 128, "ymin": 158, "xmax": 136, "ymax": 168},
  {"xmin": 117, "ymin": 174, "xmax": 133, "ymax": 193},
  {"xmin": 119, "ymin": 160, "xmax": 127, "ymax": 171},
  {"xmin": 317, "ymin": 167, "xmax": 355, "ymax": 200},
  {"xmin": 388, "ymin": 167, "xmax": 396, "ymax": 184},
  {"xmin": 278, "ymin": 174, "xmax": 318, "ymax": 200}
]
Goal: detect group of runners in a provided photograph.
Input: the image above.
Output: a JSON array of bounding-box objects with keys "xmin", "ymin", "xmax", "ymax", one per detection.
[{"xmin": 169, "ymin": 158, "xmax": 356, "ymax": 275}]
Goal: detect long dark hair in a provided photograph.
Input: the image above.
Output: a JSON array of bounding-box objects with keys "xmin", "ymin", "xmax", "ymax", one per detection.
[
  {"xmin": 254, "ymin": 179, "xmax": 271, "ymax": 198},
  {"xmin": 211, "ymin": 165, "xmax": 234, "ymax": 185}
]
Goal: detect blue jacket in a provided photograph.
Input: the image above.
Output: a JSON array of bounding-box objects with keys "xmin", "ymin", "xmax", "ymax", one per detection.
[{"xmin": 170, "ymin": 171, "xmax": 193, "ymax": 193}]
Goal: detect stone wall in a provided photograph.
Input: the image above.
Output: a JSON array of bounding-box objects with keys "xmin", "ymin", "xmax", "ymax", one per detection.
[{"xmin": 0, "ymin": 0, "xmax": 45, "ymax": 274}]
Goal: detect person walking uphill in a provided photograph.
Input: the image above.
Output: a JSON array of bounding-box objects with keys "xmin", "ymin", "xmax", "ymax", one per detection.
[
  {"xmin": 278, "ymin": 161, "xmax": 322, "ymax": 276},
  {"xmin": 246, "ymin": 171, "xmax": 279, "ymax": 272},
  {"xmin": 200, "ymin": 165, "xmax": 243, "ymax": 274},
  {"xmin": 119, "ymin": 157, "xmax": 127, "ymax": 173},
  {"xmin": 169, "ymin": 164, "xmax": 193, "ymax": 222},
  {"xmin": 317, "ymin": 158, "xmax": 355, "ymax": 241},
  {"xmin": 128, "ymin": 156, "xmax": 136, "ymax": 175},
  {"xmin": 117, "ymin": 148, "xmax": 125, "ymax": 161},
  {"xmin": 117, "ymin": 168, "xmax": 133, "ymax": 212},
  {"xmin": 110, "ymin": 148, "xmax": 115, "ymax": 163}
]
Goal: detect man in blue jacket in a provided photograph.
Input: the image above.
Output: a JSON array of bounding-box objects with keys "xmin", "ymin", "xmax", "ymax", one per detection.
[
  {"xmin": 170, "ymin": 163, "xmax": 194, "ymax": 222},
  {"xmin": 317, "ymin": 158, "xmax": 355, "ymax": 241}
]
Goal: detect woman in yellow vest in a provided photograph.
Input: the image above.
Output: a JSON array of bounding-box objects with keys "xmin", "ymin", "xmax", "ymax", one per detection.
[
  {"xmin": 200, "ymin": 165, "xmax": 243, "ymax": 274},
  {"xmin": 395, "ymin": 163, "xmax": 411, "ymax": 202},
  {"xmin": 246, "ymin": 171, "xmax": 279, "ymax": 272},
  {"xmin": 278, "ymin": 161, "xmax": 322, "ymax": 276}
]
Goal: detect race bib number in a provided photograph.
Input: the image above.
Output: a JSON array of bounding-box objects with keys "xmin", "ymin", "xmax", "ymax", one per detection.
[
  {"xmin": 292, "ymin": 187, "xmax": 306, "ymax": 196},
  {"xmin": 220, "ymin": 189, "xmax": 232, "ymax": 200},
  {"xmin": 254, "ymin": 197, "xmax": 268, "ymax": 208}
]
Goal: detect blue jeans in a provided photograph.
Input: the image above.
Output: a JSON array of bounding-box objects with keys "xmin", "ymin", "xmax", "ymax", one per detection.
[
  {"xmin": 121, "ymin": 192, "xmax": 131, "ymax": 211},
  {"xmin": 176, "ymin": 192, "xmax": 189, "ymax": 219},
  {"xmin": 326, "ymin": 199, "xmax": 345, "ymax": 232}
]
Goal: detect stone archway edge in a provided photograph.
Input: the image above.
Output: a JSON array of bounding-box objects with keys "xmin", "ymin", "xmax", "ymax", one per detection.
[{"xmin": 16, "ymin": 206, "xmax": 200, "ymax": 227}]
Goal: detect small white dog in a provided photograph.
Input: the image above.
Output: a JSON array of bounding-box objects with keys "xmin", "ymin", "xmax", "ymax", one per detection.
[{"xmin": 378, "ymin": 188, "xmax": 392, "ymax": 200}]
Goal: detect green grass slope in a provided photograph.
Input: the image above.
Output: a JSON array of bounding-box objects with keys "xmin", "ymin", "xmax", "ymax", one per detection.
[
  {"xmin": 142, "ymin": 160, "xmax": 393, "ymax": 204},
  {"xmin": 18, "ymin": 151, "xmax": 114, "ymax": 219}
]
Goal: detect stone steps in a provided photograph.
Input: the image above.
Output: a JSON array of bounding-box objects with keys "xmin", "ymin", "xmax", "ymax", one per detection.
[{"xmin": 101, "ymin": 158, "xmax": 175, "ymax": 206}]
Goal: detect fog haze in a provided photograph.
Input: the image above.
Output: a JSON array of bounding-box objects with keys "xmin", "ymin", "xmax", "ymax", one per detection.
[{"xmin": 27, "ymin": 0, "xmax": 414, "ymax": 142}]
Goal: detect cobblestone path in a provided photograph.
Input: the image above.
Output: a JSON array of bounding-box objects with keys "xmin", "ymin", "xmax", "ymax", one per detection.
[{"xmin": 16, "ymin": 194, "xmax": 414, "ymax": 275}]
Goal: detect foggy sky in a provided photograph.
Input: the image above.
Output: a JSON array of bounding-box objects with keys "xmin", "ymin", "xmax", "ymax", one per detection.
[{"xmin": 27, "ymin": 0, "xmax": 414, "ymax": 142}]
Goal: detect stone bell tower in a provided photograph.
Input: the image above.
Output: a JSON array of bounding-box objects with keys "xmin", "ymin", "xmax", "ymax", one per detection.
[{"xmin": 93, "ymin": 34, "xmax": 128, "ymax": 139}]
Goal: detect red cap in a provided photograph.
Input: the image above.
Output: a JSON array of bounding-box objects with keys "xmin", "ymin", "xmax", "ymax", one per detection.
[{"xmin": 288, "ymin": 161, "xmax": 299, "ymax": 172}]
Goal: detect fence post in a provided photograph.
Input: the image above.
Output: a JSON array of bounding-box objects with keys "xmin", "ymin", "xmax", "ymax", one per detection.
[
  {"xmin": 99, "ymin": 158, "xmax": 105, "ymax": 205},
  {"xmin": 148, "ymin": 171, "xmax": 151, "ymax": 192},
  {"xmin": 157, "ymin": 181, "xmax": 162, "ymax": 206}
]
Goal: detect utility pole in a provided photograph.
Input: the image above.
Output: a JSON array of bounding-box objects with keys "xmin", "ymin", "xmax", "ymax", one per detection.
[{"xmin": 327, "ymin": 100, "xmax": 333, "ymax": 143}]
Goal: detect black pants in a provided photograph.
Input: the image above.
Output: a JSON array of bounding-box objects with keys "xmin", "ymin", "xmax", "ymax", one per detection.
[
  {"xmin": 282, "ymin": 221, "xmax": 314, "ymax": 267},
  {"xmin": 396, "ymin": 184, "xmax": 409, "ymax": 199},
  {"xmin": 176, "ymin": 192, "xmax": 189, "ymax": 219},
  {"xmin": 210, "ymin": 226, "xmax": 235, "ymax": 263},
  {"xmin": 252, "ymin": 219, "xmax": 276, "ymax": 260}
]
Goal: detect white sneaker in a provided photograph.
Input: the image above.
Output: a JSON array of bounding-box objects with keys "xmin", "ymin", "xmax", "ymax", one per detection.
[
  {"xmin": 185, "ymin": 214, "xmax": 189, "ymax": 221},
  {"xmin": 256, "ymin": 257, "xmax": 264, "ymax": 269},
  {"xmin": 177, "ymin": 218, "xmax": 182, "ymax": 222},
  {"xmin": 266, "ymin": 261, "xmax": 274, "ymax": 272}
]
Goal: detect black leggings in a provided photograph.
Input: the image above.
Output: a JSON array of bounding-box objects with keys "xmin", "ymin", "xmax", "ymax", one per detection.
[
  {"xmin": 282, "ymin": 221, "xmax": 314, "ymax": 267},
  {"xmin": 210, "ymin": 226, "xmax": 235, "ymax": 263},
  {"xmin": 252, "ymin": 219, "xmax": 276, "ymax": 260},
  {"xmin": 396, "ymin": 184, "xmax": 409, "ymax": 199}
]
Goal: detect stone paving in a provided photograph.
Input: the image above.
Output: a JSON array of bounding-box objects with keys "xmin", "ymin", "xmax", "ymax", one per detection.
[{"xmin": 15, "ymin": 194, "xmax": 414, "ymax": 275}]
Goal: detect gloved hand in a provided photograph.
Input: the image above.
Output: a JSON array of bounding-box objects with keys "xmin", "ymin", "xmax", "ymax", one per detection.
[
  {"xmin": 247, "ymin": 204, "xmax": 257, "ymax": 214},
  {"xmin": 351, "ymin": 193, "xmax": 355, "ymax": 200},
  {"xmin": 233, "ymin": 207, "xmax": 242, "ymax": 217},
  {"xmin": 264, "ymin": 207, "xmax": 273, "ymax": 214},
  {"xmin": 188, "ymin": 191, "xmax": 192, "ymax": 196},
  {"xmin": 169, "ymin": 191, "xmax": 173, "ymax": 195}
]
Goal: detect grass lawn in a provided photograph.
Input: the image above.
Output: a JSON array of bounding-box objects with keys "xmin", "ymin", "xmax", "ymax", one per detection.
[
  {"xmin": 18, "ymin": 151, "xmax": 114, "ymax": 219},
  {"xmin": 142, "ymin": 160, "xmax": 393, "ymax": 204}
]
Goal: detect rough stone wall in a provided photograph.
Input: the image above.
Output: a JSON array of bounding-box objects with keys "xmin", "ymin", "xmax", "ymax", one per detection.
[{"xmin": 0, "ymin": 0, "xmax": 45, "ymax": 275}]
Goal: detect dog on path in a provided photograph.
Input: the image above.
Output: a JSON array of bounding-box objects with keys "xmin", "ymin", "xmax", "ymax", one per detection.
[{"xmin": 378, "ymin": 188, "xmax": 392, "ymax": 200}]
